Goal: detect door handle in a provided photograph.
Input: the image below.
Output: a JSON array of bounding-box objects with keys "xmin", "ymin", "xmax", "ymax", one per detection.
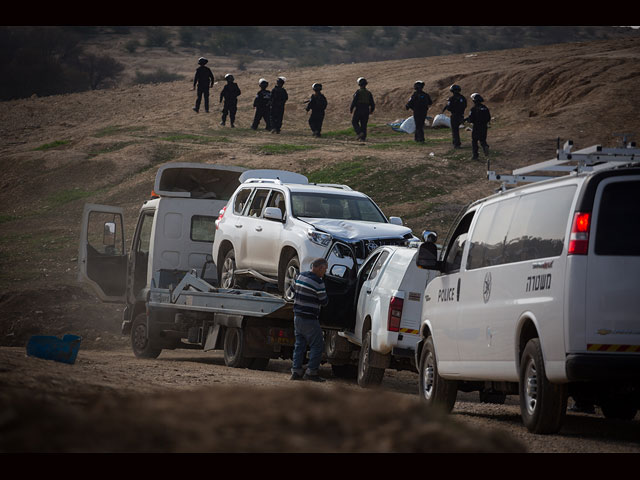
[
  {"xmin": 366, "ymin": 289, "xmax": 372, "ymax": 294},
  {"xmin": 255, "ymin": 226, "xmax": 262, "ymax": 232},
  {"xmin": 235, "ymin": 224, "xmax": 243, "ymax": 228}
]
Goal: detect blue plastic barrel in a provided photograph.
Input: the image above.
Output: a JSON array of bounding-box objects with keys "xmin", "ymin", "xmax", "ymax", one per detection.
[{"xmin": 26, "ymin": 334, "xmax": 82, "ymax": 364}]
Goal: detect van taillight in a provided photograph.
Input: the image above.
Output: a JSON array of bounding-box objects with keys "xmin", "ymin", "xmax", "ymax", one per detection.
[
  {"xmin": 215, "ymin": 206, "xmax": 227, "ymax": 230},
  {"xmin": 387, "ymin": 296, "xmax": 404, "ymax": 332},
  {"xmin": 568, "ymin": 212, "xmax": 591, "ymax": 255}
]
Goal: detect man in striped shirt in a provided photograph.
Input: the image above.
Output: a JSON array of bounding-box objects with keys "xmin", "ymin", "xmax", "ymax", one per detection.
[{"xmin": 290, "ymin": 258, "xmax": 329, "ymax": 382}]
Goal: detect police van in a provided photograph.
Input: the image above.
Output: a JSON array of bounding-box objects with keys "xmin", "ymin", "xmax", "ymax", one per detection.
[{"xmin": 414, "ymin": 140, "xmax": 640, "ymax": 434}]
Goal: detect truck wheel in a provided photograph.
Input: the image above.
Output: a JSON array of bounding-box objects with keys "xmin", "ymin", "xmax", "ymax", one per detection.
[
  {"xmin": 519, "ymin": 338, "xmax": 568, "ymax": 434},
  {"xmin": 131, "ymin": 313, "xmax": 161, "ymax": 359},
  {"xmin": 220, "ymin": 249, "xmax": 247, "ymax": 289},
  {"xmin": 357, "ymin": 330, "xmax": 385, "ymax": 388},
  {"xmin": 600, "ymin": 397, "xmax": 638, "ymax": 420},
  {"xmin": 418, "ymin": 336, "xmax": 457, "ymax": 412},
  {"xmin": 282, "ymin": 255, "xmax": 300, "ymax": 302},
  {"xmin": 223, "ymin": 327, "xmax": 253, "ymax": 368}
]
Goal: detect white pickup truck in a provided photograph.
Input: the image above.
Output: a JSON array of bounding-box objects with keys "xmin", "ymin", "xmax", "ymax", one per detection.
[{"xmin": 323, "ymin": 235, "xmax": 439, "ymax": 387}]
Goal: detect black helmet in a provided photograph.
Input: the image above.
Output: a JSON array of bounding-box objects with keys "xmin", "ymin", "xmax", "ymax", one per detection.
[
  {"xmin": 225, "ymin": 73, "xmax": 234, "ymax": 81},
  {"xmin": 312, "ymin": 83, "xmax": 322, "ymax": 91},
  {"xmin": 357, "ymin": 77, "xmax": 367, "ymax": 87},
  {"xmin": 198, "ymin": 57, "xmax": 208, "ymax": 65},
  {"xmin": 414, "ymin": 80, "xmax": 425, "ymax": 89},
  {"xmin": 470, "ymin": 93, "xmax": 484, "ymax": 103},
  {"xmin": 449, "ymin": 84, "xmax": 461, "ymax": 93}
]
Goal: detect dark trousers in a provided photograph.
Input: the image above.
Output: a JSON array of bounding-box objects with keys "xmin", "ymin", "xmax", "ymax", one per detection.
[
  {"xmin": 195, "ymin": 85, "xmax": 210, "ymax": 112},
  {"xmin": 251, "ymin": 107, "xmax": 271, "ymax": 130},
  {"xmin": 221, "ymin": 101, "xmax": 237, "ymax": 125},
  {"xmin": 413, "ymin": 111, "xmax": 427, "ymax": 142},
  {"xmin": 309, "ymin": 111, "xmax": 325, "ymax": 136},
  {"xmin": 471, "ymin": 125, "xmax": 489, "ymax": 158},
  {"xmin": 271, "ymin": 104, "xmax": 285, "ymax": 132},
  {"xmin": 352, "ymin": 106, "xmax": 370, "ymax": 140},
  {"xmin": 451, "ymin": 114, "xmax": 463, "ymax": 146}
]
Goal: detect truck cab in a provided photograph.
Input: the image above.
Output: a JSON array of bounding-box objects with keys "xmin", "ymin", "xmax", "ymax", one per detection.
[{"xmin": 78, "ymin": 163, "xmax": 247, "ymax": 350}]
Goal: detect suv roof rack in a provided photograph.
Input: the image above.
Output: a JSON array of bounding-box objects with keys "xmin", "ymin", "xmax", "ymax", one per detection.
[
  {"xmin": 310, "ymin": 183, "xmax": 353, "ymax": 191},
  {"xmin": 488, "ymin": 136, "xmax": 639, "ymax": 189}
]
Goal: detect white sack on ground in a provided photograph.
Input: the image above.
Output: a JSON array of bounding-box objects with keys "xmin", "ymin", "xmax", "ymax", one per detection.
[
  {"xmin": 431, "ymin": 114, "xmax": 451, "ymax": 128},
  {"xmin": 399, "ymin": 116, "xmax": 415, "ymax": 133}
]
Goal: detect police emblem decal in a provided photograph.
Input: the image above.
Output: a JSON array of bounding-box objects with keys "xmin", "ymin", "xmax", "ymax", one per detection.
[{"xmin": 483, "ymin": 272, "xmax": 492, "ymax": 303}]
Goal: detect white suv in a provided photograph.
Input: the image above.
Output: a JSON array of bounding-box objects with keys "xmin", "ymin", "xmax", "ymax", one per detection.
[
  {"xmin": 212, "ymin": 170, "xmax": 415, "ymax": 300},
  {"xmin": 414, "ymin": 141, "xmax": 640, "ymax": 434}
]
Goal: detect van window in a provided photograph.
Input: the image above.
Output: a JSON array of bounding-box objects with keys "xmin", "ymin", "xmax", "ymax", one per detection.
[
  {"xmin": 443, "ymin": 211, "xmax": 475, "ymax": 273},
  {"xmin": 233, "ymin": 188, "xmax": 252, "ymax": 215},
  {"xmin": 595, "ymin": 180, "xmax": 640, "ymax": 256},
  {"xmin": 466, "ymin": 197, "xmax": 517, "ymax": 270},
  {"xmin": 191, "ymin": 215, "xmax": 215, "ymax": 242},
  {"xmin": 504, "ymin": 185, "xmax": 576, "ymax": 263}
]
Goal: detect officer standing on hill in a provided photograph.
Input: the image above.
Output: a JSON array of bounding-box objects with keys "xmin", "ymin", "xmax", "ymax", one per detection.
[
  {"xmin": 306, "ymin": 83, "xmax": 328, "ymax": 137},
  {"xmin": 219, "ymin": 74, "xmax": 241, "ymax": 127},
  {"xmin": 192, "ymin": 57, "xmax": 214, "ymax": 113},
  {"xmin": 270, "ymin": 77, "xmax": 289, "ymax": 134},
  {"xmin": 442, "ymin": 84, "xmax": 467, "ymax": 148},
  {"xmin": 251, "ymin": 78, "xmax": 272, "ymax": 131},
  {"xmin": 465, "ymin": 93, "xmax": 491, "ymax": 160},
  {"xmin": 405, "ymin": 80, "xmax": 433, "ymax": 143},
  {"xmin": 350, "ymin": 77, "xmax": 375, "ymax": 142}
]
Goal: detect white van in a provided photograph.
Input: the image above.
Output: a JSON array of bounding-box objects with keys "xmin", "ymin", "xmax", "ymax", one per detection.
[{"xmin": 414, "ymin": 142, "xmax": 640, "ymax": 433}]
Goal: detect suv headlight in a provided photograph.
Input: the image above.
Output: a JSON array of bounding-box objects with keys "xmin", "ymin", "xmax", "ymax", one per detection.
[{"xmin": 307, "ymin": 228, "xmax": 332, "ymax": 247}]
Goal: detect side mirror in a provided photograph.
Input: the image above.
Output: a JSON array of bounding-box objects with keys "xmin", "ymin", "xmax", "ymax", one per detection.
[
  {"xmin": 329, "ymin": 264, "xmax": 350, "ymax": 279},
  {"xmin": 263, "ymin": 207, "xmax": 284, "ymax": 222},
  {"xmin": 416, "ymin": 241, "xmax": 440, "ymax": 270},
  {"xmin": 421, "ymin": 230, "xmax": 438, "ymax": 243},
  {"xmin": 389, "ymin": 216, "xmax": 403, "ymax": 226}
]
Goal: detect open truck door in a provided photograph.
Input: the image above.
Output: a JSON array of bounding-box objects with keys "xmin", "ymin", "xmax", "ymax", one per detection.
[{"xmin": 78, "ymin": 203, "xmax": 127, "ymax": 303}]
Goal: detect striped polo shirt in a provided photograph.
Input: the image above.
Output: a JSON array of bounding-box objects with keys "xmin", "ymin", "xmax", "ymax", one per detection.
[{"xmin": 293, "ymin": 271, "xmax": 329, "ymax": 320}]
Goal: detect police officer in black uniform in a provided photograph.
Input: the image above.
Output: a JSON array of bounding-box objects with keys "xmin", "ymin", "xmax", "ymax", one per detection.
[
  {"xmin": 465, "ymin": 93, "xmax": 491, "ymax": 160},
  {"xmin": 442, "ymin": 84, "xmax": 467, "ymax": 148},
  {"xmin": 219, "ymin": 74, "xmax": 241, "ymax": 127},
  {"xmin": 350, "ymin": 77, "xmax": 375, "ymax": 141},
  {"xmin": 405, "ymin": 80, "xmax": 433, "ymax": 143},
  {"xmin": 306, "ymin": 83, "xmax": 328, "ymax": 137},
  {"xmin": 270, "ymin": 76, "xmax": 289, "ymax": 134},
  {"xmin": 193, "ymin": 57, "xmax": 214, "ymax": 113},
  {"xmin": 251, "ymin": 78, "xmax": 272, "ymax": 131}
]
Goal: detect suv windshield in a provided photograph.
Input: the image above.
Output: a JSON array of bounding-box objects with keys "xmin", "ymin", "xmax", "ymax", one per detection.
[{"xmin": 291, "ymin": 192, "xmax": 387, "ymax": 222}]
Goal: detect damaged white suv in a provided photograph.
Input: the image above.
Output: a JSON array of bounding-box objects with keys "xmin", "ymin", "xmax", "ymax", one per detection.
[{"xmin": 213, "ymin": 170, "xmax": 416, "ymax": 300}]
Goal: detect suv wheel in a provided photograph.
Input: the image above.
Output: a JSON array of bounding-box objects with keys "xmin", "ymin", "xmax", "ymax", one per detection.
[
  {"xmin": 220, "ymin": 249, "xmax": 246, "ymax": 289},
  {"xmin": 282, "ymin": 255, "xmax": 300, "ymax": 301},
  {"xmin": 519, "ymin": 338, "xmax": 567, "ymax": 433}
]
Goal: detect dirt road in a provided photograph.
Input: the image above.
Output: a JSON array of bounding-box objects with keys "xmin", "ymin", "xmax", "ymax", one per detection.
[{"xmin": 1, "ymin": 344, "xmax": 638, "ymax": 453}]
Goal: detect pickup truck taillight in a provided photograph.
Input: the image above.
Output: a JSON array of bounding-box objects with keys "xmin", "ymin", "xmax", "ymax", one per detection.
[
  {"xmin": 568, "ymin": 212, "xmax": 591, "ymax": 255},
  {"xmin": 387, "ymin": 296, "xmax": 404, "ymax": 332},
  {"xmin": 215, "ymin": 206, "xmax": 227, "ymax": 230}
]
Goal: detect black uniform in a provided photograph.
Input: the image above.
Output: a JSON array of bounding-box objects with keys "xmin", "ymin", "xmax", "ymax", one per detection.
[
  {"xmin": 465, "ymin": 102, "xmax": 491, "ymax": 159},
  {"xmin": 251, "ymin": 87, "xmax": 272, "ymax": 130},
  {"xmin": 270, "ymin": 84, "xmax": 288, "ymax": 133},
  {"xmin": 193, "ymin": 65, "xmax": 214, "ymax": 113},
  {"xmin": 350, "ymin": 88, "xmax": 375, "ymax": 141},
  {"xmin": 443, "ymin": 93, "xmax": 467, "ymax": 147},
  {"xmin": 306, "ymin": 92, "xmax": 328, "ymax": 137},
  {"xmin": 220, "ymin": 81, "xmax": 241, "ymax": 126},
  {"xmin": 405, "ymin": 89, "xmax": 433, "ymax": 142}
]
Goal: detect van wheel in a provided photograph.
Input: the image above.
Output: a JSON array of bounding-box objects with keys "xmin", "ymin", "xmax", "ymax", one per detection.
[
  {"xmin": 282, "ymin": 255, "xmax": 300, "ymax": 302},
  {"xmin": 519, "ymin": 338, "xmax": 568, "ymax": 434},
  {"xmin": 131, "ymin": 313, "xmax": 161, "ymax": 359},
  {"xmin": 223, "ymin": 327, "xmax": 252, "ymax": 368},
  {"xmin": 418, "ymin": 336, "xmax": 457, "ymax": 412},
  {"xmin": 220, "ymin": 249, "xmax": 246, "ymax": 289},
  {"xmin": 357, "ymin": 330, "xmax": 385, "ymax": 388}
]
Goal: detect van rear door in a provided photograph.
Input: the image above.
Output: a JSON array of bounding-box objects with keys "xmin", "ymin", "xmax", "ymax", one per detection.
[
  {"xmin": 78, "ymin": 203, "xmax": 127, "ymax": 303},
  {"xmin": 586, "ymin": 176, "xmax": 640, "ymax": 351}
]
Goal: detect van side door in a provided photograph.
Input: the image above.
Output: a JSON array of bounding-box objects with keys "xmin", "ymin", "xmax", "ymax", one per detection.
[{"xmin": 78, "ymin": 203, "xmax": 127, "ymax": 303}]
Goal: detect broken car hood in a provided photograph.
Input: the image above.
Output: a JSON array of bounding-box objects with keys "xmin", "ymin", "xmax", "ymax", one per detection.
[{"xmin": 304, "ymin": 218, "xmax": 412, "ymax": 240}]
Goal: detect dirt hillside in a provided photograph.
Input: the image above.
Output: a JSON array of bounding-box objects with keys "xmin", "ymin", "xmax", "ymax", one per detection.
[{"xmin": 0, "ymin": 36, "xmax": 639, "ymax": 453}]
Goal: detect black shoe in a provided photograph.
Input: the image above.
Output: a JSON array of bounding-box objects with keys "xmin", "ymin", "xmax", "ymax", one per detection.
[
  {"xmin": 471, "ymin": 156, "xmax": 479, "ymax": 160},
  {"xmin": 193, "ymin": 108, "xmax": 199, "ymax": 113},
  {"xmin": 290, "ymin": 372, "xmax": 304, "ymax": 381},
  {"xmin": 303, "ymin": 373, "xmax": 326, "ymax": 382}
]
